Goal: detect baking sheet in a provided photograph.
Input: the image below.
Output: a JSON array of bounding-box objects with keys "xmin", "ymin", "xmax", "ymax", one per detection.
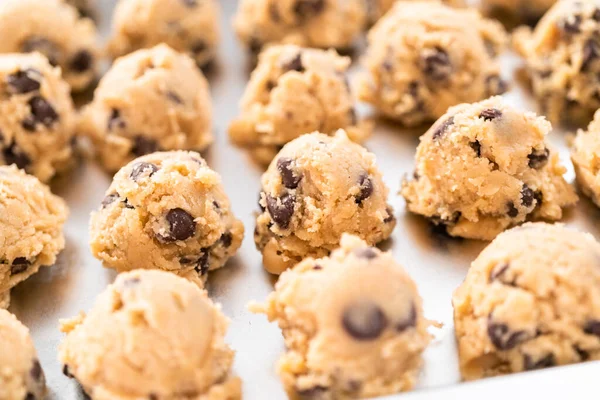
[{"xmin": 8, "ymin": 1, "xmax": 600, "ymax": 399}]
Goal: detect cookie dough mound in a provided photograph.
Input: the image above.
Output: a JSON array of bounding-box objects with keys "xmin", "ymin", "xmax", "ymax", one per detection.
[
  {"xmin": 453, "ymin": 223, "xmax": 600, "ymax": 380},
  {"xmin": 79, "ymin": 44, "xmax": 213, "ymax": 173},
  {"xmin": 401, "ymin": 97, "xmax": 577, "ymax": 241},
  {"xmin": 358, "ymin": 1, "xmax": 508, "ymax": 126},
  {"xmin": 89, "ymin": 151, "xmax": 244, "ymax": 287},
  {"xmin": 481, "ymin": 0, "xmax": 556, "ymax": 27},
  {"xmin": 255, "ymin": 131, "xmax": 396, "ymax": 275},
  {"xmin": 229, "ymin": 45, "xmax": 371, "ymax": 165},
  {"xmin": 572, "ymin": 110, "xmax": 600, "ymax": 206},
  {"xmin": 251, "ymin": 234, "xmax": 431, "ymax": 398},
  {"xmin": 59, "ymin": 270, "xmax": 241, "ymax": 400},
  {"xmin": 233, "ymin": 0, "xmax": 367, "ymax": 51},
  {"xmin": 0, "ymin": 165, "xmax": 68, "ymax": 308},
  {"xmin": 0, "ymin": 53, "xmax": 76, "ymax": 182},
  {"xmin": 0, "ymin": 0, "xmax": 98, "ymax": 92},
  {"xmin": 514, "ymin": 1, "xmax": 600, "ymax": 124},
  {"xmin": 0, "ymin": 310, "xmax": 46, "ymax": 400},
  {"xmin": 108, "ymin": 0, "xmax": 220, "ymax": 67}
]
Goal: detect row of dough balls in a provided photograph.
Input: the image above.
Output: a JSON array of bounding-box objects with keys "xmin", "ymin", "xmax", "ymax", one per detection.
[{"xmin": 3, "ymin": 223, "xmax": 599, "ymax": 399}]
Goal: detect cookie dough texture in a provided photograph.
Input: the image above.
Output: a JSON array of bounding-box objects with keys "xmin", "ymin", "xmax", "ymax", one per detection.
[
  {"xmin": 514, "ymin": 1, "xmax": 600, "ymax": 124},
  {"xmin": 233, "ymin": 0, "xmax": 367, "ymax": 51},
  {"xmin": 358, "ymin": 1, "xmax": 508, "ymax": 127},
  {"xmin": 0, "ymin": 53, "xmax": 76, "ymax": 182},
  {"xmin": 365, "ymin": 0, "xmax": 466, "ymax": 24},
  {"xmin": 79, "ymin": 44, "xmax": 213, "ymax": 173},
  {"xmin": 59, "ymin": 270, "xmax": 241, "ymax": 400},
  {"xmin": 0, "ymin": 165, "xmax": 68, "ymax": 308},
  {"xmin": 401, "ymin": 97, "xmax": 577, "ymax": 241},
  {"xmin": 89, "ymin": 151, "xmax": 244, "ymax": 287},
  {"xmin": 0, "ymin": 0, "xmax": 98, "ymax": 92},
  {"xmin": 481, "ymin": 0, "xmax": 556, "ymax": 27},
  {"xmin": 251, "ymin": 234, "xmax": 431, "ymax": 399},
  {"xmin": 229, "ymin": 45, "xmax": 371, "ymax": 165},
  {"xmin": 453, "ymin": 223, "xmax": 600, "ymax": 380},
  {"xmin": 573, "ymin": 110, "xmax": 600, "ymax": 206},
  {"xmin": 108, "ymin": 0, "xmax": 220, "ymax": 67},
  {"xmin": 0, "ymin": 309, "xmax": 46, "ymax": 400},
  {"xmin": 255, "ymin": 131, "xmax": 396, "ymax": 275}
]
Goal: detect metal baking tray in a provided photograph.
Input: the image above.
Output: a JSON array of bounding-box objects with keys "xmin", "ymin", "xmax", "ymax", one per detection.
[{"xmin": 7, "ymin": 1, "xmax": 600, "ymax": 399}]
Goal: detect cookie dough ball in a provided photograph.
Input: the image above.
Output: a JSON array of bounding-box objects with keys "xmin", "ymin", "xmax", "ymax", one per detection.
[
  {"xmin": 0, "ymin": 53, "xmax": 76, "ymax": 182},
  {"xmin": 514, "ymin": 1, "xmax": 600, "ymax": 124},
  {"xmin": 0, "ymin": 165, "xmax": 68, "ymax": 308},
  {"xmin": 251, "ymin": 234, "xmax": 431, "ymax": 398},
  {"xmin": 255, "ymin": 131, "xmax": 396, "ymax": 275},
  {"xmin": 59, "ymin": 270, "xmax": 241, "ymax": 400},
  {"xmin": 481, "ymin": 0, "xmax": 556, "ymax": 27},
  {"xmin": 572, "ymin": 110, "xmax": 600, "ymax": 206},
  {"xmin": 401, "ymin": 97, "xmax": 577, "ymax": 241},
  {"xmin": 453, "ymin": 223, "xmax": 600, "ymax": 380},
  {"xmin": 79, "ymin": 44, "xmax": 213, "ymax": 173},
  {"xmin": 233, "ymin": 0, "xmax": 367, "ymax": 51},
  {"xmin": 229, "ymin": 45, "xmax": 371, "ymax": 165},
  {"xmin": 0, "ymin": 0, "xmax": 98, "ymax": 92},
  {"xmin": 358, "ymin": 2, "xmax": 508, "ymax": 127},
  {"xmin": 0, "ymin": 310, "xmax": 46, "ymax": 400},
  {"xmin": 108, "ymin": 0, "xmax": 220, "ymax": 67},
  {"xmin": 89, "ymin": 151, "xmax": 244, "ymax": 287}
]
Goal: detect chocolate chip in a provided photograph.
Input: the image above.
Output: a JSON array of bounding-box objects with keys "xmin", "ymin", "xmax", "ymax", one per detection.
[
  {"xmin": 70, "ymin": 50, "xmax": 93, "ymax": 73},
  {"xmin": 528, "ymin": 148, "xmax": 549, "ymax": 169},
  {"xmin": 342, "ymin": 302, "xmax": 388, "ymax": 340},
  {"xmin": 396, "ymin": 304, "xmax": 417, "ymax": 332},
  {"xmin": 282, "ymin": 53, "xmax": 304, "ymax": 72},
  {"xmin": 26, "ymin": 393, "xmax": 35, "ymax": 400},
  {"xmin": 108, "ymin": 109, "xmax": 126, "ymax": 131},
  {"xmin": 560, "ymin": 14, "xmax": 582, "ymax": 33},
  {"xmin": 356, "ymin": 174, "xmax": 373, "ymax": 204},
  {"xmin": 277, "ymin": 157, "xmax": 301, "ymax": 189},
  {"xmin": 3, "ymin": 142, "xmax": 30, "ymax": 169},
  {"xmin": 354, "ymin": 247, "xmax": 378, "ymax": 260},
  {"xmin": 30, "ymin": 360, "xmax": 43, "ymax": 381},
  {"xmin": 521, "ymin": 184, "xmax": 535, "ymax": 207},
  {"xmin": 422, "ymin": 47, "xmax": 452, "ymax": 81},
  {"xmin": 249, "ymin": 37, "xmax": 262, "ymax": 53},
  {"xmin": 584, "ymin": 319, "xmax": 600, "ymax": 337},
  {"xmin": 349, "ymin": 108, "xmax": 357, "ymax": 125},
  {"xmin": 266, "ymin": 194, "xmax": 295, "ymax": 229},
  {"xmin": 485, "ymin": 74, "xmax": 508, "ymax": 96},
  {"xmin": 582, "ymin": 39, "xmax": 600, "ymax": 71},
  {"xmin": 166, "ymin": 91, "xmax": 183, "ymax": 104},
  {"xmin": 132, "ymin": 136, "xmax": 159, "ymax": 157},
  {"xmin": 432, "ymin": 116, "xmax": 454, "ymax": 140},
  {"xmin": 123, "ymin": 198, "xmax": 135, "ymax": 209},
  {"xmin": 594, "ymin": 9, "xmax": 600, "ymax": 22},
  {"xmin": 479, "ymin": 108, "xmax": 502, "ymax": 121},
  {"xmin": 194, "ymin": 251, "xmax": 210, "ymax": 275},
  {"xmin": 507, "ymin": 202, "xmax": 519, "ymax": 218},
  {"xmin": 575, "ymin": 345, "xmax": 589, "ymax": 361},
  {"xmin": 297, "ymin": 386, "xmax": 328, "ymax": 399},
  {"xmin": 487, "ymin": 318, "xmax": 531, "ymax": 350},
  {"xmin": 384, "ymin": 206, "xmax": 395, "ymax": 224},
  {"xmin": 62, "ymin": 365, "xmax": 73, "ymax": 378},
  {"xmin": 489, "ymin": 263, "xmax": 510, "ymax": 282},
  {"xmin": 191, "ymin": 40, "xmax": 206, "ymax": 54},
  {"xmin": 21, "ymin": 37, "xmax": 60, "ymax": 66},
  {"xmin": 10, "ymin": 257, "xmax": 30, "ymax": 275},
  {"xmin": 258, "ymin": 192, "xmax": 266, "ymax": 212},
  {"xmin": 524, "ymin": 353, "xmax": 555, "ymax": 371},
  {"xmin": 148, "ymin": 394, "xmax": 158, "ymax": 400},
  {"xmin": 181, "ymin": 0, "xmax": 197, "ymax": 7},
  {"xmin": 266, "ymin": 80, "xmax": 276, "ymax": 91},
  {"xmin": 161, "ymin": 209, "xmax": 196, "ymax": 242},
  {"xmin": 130, "ymin": 162, "xmax": 158, "ymax": 181},
  {"xmin": 293, "ymin": 0, "xmax": 325, "ymax": 19},
  {"xmin": 101, "ymin": 193, "xmax": 119, "ymax": 208},
  {"xmin": 470, "ymin": 141, "xmax": 482, "ymax": 157},
  {"xmin": 220, "ymin": 232, "xmax": 232, "ymax": 247},
  {"xmin": 26, "ymin": 96, "xmax": 59, "ymax": 129},
  {"xmin": 7, "ymin": 69, "xmax": 41, "ymax": 94}
]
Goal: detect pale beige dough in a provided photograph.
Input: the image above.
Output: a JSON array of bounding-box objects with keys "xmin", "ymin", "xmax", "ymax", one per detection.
[
  {"xmin": 0, "ymin": 0, "xmax": 99, "ymax": 92},
  {"xmin": 0, "ymin": 309, "xmax": 46, "ymax": 400},
  {"xmin": 364, "ymin": 0, "xmax": 466, "ymax": 25},
  {"xmin": 229, "ymin": 44, "xmax": 371, "ymax": 165},
  {"xmin": 78, "ymin": 44, "xmax": 213, "ymax": 173},
  {"xmin": 358, "ymin": 1, "xmax": 508, "ymax": 127},
  {"xmin": 108, "ymin": 0, "xmax": 220, "ymax": 67},
  {"xmin": 255, "ymin": 131, "xmax": 396, "ymax": 275},
  {"xmin": 514, "ymin": 1, "xmax": 600, "ymax": 124},
  {"xmin": 251, "ymin": 234, "xmax": 432, "ymax": 399},
  {"xmin": 481, "ymin": 0, "xmax": 557, "ymax": 27},
  {"xmin": 401, "ymin": 97, "xmax": 577, "ymax": 241},
  {"xmin": 572, "ymin": 109, "xmax": 600, "ymax": 206},
  {"xmin": 0, "ymin": 53, "xmax": 76, "ymax": 182},
  {"xmin": 0, "ymin": 165, "xmax": 68, "ymax": 308},
  {"xmin": 89, "ymin": 151, "xmax": 244, "ymax": 287},
  {"xmin": 59, "ymin": 270, "xmax": 241, "ymax": 400},
  {"xmin": 233, "ymin": 0, "xmax": 367, "ymax": 51},
  {"xmin": 453, "ymin": 223, "xmax": 600, "ymax": 380}
]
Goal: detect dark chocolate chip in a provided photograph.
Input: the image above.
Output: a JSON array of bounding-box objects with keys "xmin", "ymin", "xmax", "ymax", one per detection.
[
  {"xmin": 282, "ymin": 53, "xmax": 304, "ymax": 72},
  {"xmin": 528, "ymin": 148, "xmax": 550, "ymax": 169},
  {"xmin": 355, "ymin": 174, "xmax": 374, "ymax": 204},
  {"xmin": 479, "ymin": 108, "xmax": 502, "ymax": 121},
  {"xmin": 62, "ymin": 365, "xmax": 73, "ymax": 378},
  {"xmin": 507, "ymin": 201, "xmax": 519, "ymax": 218},
  {"xmin": 249, "ymin": 37, "xmax": 262, "ymax": 53},
  {"xmin": 132, "ymin": 136, "xmax": 159, "ymax": 157},
  {"xmin": 25, "ymin": 393, "xmax": 35, "ymax": 400},
  {"xmin": 70, "ymin": 50, "xmax": 93, "ymax": 73},
  {"xmin": 166, "ymin": 91, "xmax": 183, "ymax": 104},
  {"xmin": 485, "ymin": 74, "xmax": 508, "ymax": 96},
  {"xmin": 432, "ymin": 116, "xmax": 454, "ymax": 140},
  {"xmin": 594, "ymin": 9, "xmax": 600, "ymax": 22},
  {"xmin": 313, "ymin": 264, "xmax": 322, "ymax": 270},
  {"xmin": 258, "ymin": 192, "xmax": 266, "ymax": 212},
  {"xmin": 101, "ymin": 193, "xmax": 119, "ymax": 208},
  {"xmin": 277, "ymin": 157, "xmax": 301, "ymax": 189},
  {"xmin": 396, "ymin": 304, "xmax": 417, "ymax": 332},
  {"xmin": 162, "ymin": 208, "xmax": 196, "ymax": 242},
  {"xmin": 354, "ymin": 247, "xmax": 378, "ymax": 260},
  {"xmin": 108, "ymin": 109, "xmax": 126, "ymax": 131},
  {"xmin": 7, "ymin": 69, "xmax": 41, "ymax": 94},
  {"xmin": 422, "ymin": 47, "xmax": 452, "ymax": 81},
  {"xmin": 148, "ymin": 394, "xmax": 158, "ymax": 400},
  {"xmin": 191, "ymin": 40, "xmax": 206, "ymax": 54},
  {"xmin": 194, "ymin": 251, "xmax": 210, "ymax": 275},
  {"xmin": 266, "ymin": 80, "xmax": 276, "ymax": 91},
  {"xmin": 10, "ymin": 257, "xmax": 30, "ymax": 275},
  {"xmin": 220, "ymin": 232, "xmax": 232, "ymax": 247},
  {"xmin": 470, "ymin": 140, "xmax": 482, "ymax": 157},
  {"xmin": 342, "ymin": 301, "xmax": 388, "ymax": 340},
  {"xmin": 524, "ymin": 353, "xmax": 556, "ymax": 371},
  {"xmin": 489, "ymin": 263, "xmax": 510, "ymax": 282},
  {"xmin": 266, "ymin": 194, "xmax": 295, "ymax": 229},
  {"xmin": 30, "ymin": 360, "xmax": 43, "ymax": 381},
  {"xmin": 27, "ymin": 96, "xmax": 59, "ymax": 128},
  {"xmin": 3, "ymin": 142, "xmax": 30, "ymax": 169},
  {"xmin": 293, "ymin": 0, "xmax": 325, "ymax": 19},
  {"xmin": 383, "ymin": 206, "xmax": 395, "ymax": 224},
  {"xmin": 21, "ymin": 37, "xmax": 60, "ymax": 66},
  {"xmin": 297, "ymin": 385, "xmax": 328, "ymax": 399},
  {"xmin": 582, "ymin": 39, "xmax": 600, "ymax": 71},
  {"xmin": 560, "ymin": 14, "xmax": 582, "ymax": 33},
  {"xmin": 521, "ymin": 184, "xmax": 535, "ymax": 207},
  {"xmin": 123, "ymin": 198, "xmax": 135, "ymax": 209},
  {"xmin": 487, "ymin": 318, "xmax": 531, "ymax": 350},
  {"xmin": 575, "ymin": 345, "xmax": 590, "ymax": 361},
  {"xmin": 584, "ymin": 319, "xmax": 600, "ymax": 337},
  {"xmin": 130, "ymin": 162, "xmax": 158, "ymax": 181},
  {"xmin": 181, "ymin": 0, "xmax": 197, "ymax": 7}
]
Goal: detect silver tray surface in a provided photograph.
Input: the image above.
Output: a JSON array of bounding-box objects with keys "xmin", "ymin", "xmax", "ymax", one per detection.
[{"xmin": 8, "ymin": 1, "xmax": 600, "ymax": 399}]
